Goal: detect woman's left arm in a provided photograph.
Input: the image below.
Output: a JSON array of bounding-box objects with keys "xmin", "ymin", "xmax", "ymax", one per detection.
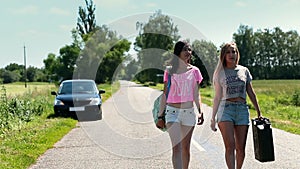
[
  {"xmin": 194, "ymin": 84, "xmax": 202, "ymax": 113},
  {"xmin": 246, "ymin": 82, "xmax": 262, "ymax": 118},
  {"xmin": 194, "ymin": 83, "xmax": 204, "ymax": 125}
]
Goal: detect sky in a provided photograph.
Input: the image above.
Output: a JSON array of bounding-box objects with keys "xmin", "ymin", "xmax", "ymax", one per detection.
[{"xmin": 1, "ymin": 0, "xmax": 300, "ymax": 68}]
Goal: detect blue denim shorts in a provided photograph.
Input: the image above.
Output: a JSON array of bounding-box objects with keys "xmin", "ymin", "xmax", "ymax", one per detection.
[
  {"xmin": 165, "ymin": 105, "xmax": 196, "ymax": 126},
  {"xmin": 217, "ymin": 101, "xmax": 250, "ymax": 125}
]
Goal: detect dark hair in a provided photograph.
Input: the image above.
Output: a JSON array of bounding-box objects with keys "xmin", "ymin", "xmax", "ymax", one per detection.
[
  {"xmin": 169, "ymin": 41, "xmax": 190, "ymax": 74},
  {"xmin": 173, "ymin": 41, "xmax": 187, "ymax": 56}
]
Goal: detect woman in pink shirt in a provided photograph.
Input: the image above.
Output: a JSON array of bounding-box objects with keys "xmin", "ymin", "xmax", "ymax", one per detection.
[{"xmin": 157, "ymin": 41, "xmax": 204, "ymax": 169}]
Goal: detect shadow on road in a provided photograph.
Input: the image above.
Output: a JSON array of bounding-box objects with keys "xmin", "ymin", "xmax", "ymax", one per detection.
[{"xmin": 47, "ymin": 111, "xmax": 102, "ymax": 122}]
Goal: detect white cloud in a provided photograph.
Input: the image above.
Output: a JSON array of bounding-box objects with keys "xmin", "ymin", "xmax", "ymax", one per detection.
[
  {"xmin": 145, "ymin": 3, "xmax": 157, "ymax": 8},
  {"xmin": 18, "ymin": 29, "xmax": 42, "ymax": 37},
  {"xmin": 10, "ymin": 5, "xmax": 39, "ymax": 15},
  {"xmin": 235, "ymin": 1, "xmax": 247, "ymax": 7},
  {"xmin": 94, "ymin": 0, "xmax": 130, "ymax": 8},
  {"xmin": 49, "ymin": 7, "xmax": 71, "ymax": 16},
  {"xmin": 59, "ymin": 24, "xmax": 75, "ymax": 31},
  {"xmin": 288, "ymin": 0, "xmax": 300, "ymax": 3}
]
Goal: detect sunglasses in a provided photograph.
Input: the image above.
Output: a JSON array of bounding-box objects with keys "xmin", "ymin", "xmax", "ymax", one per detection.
[
  {"xmin": 182, "ymin": 46, "xmax": 192, "ymax": 52},
  {"xmin": 226, "ymin": 50, "xmax": 236, "ymax": 54}
]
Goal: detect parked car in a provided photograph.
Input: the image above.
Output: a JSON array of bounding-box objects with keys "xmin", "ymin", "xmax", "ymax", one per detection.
[{"xmin": 51, "ymin": 79, "xmax": 105, "ymax": 120}]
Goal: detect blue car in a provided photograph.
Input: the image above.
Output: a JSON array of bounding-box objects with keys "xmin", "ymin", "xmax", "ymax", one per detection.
[{"xmin": 51, "ymin": 79, "xmax": 105, "ymax": 120}]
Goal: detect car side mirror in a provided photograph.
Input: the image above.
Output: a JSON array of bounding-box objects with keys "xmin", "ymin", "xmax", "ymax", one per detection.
[
  {"xmin": 99, "ymin": 89, "xmax": 105, "ymax": 94},
  {"xmin": 51, "ymin": 91, "xmax": 57, "ymax": 95}
]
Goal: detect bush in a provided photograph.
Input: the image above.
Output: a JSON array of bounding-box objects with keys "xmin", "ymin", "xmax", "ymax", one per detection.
[
  {"xmin": 275, "ymin": 95, "xmax": 291, "ymax": 106},
  {"xmin": 292, "ymin": 90, "xmax": 300, "ymax": 106},
  {"xmin": 0, "ymin": 86, "xmax": 47, "ymax": 137}
]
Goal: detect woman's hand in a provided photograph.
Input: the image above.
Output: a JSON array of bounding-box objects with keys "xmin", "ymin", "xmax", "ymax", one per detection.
[
  {"xmin": 210, "ymin": 119, "xmax": 217, "ymax": 131},
  {"xmin": 197, "ymin": 113, "xmax": 204, "ymax": 125},
  {"xmin": 257, "ymin": 111, "xmax": 263, "ymax": 119},
  {"xmin": 156, "ymin": 115, "xmax": 166, "ymax": 129}
]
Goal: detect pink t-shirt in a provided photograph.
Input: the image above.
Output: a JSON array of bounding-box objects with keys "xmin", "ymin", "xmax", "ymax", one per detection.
[{"xmin": 164, "ymin": 66, "xmax": 203, "ymax": 103}]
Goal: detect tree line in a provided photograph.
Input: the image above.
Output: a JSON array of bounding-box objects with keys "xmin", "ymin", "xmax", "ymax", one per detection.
[
  {"xmin": 234, "ymin": 25, "xmax": 300, "ymax": 79},
  {"xmin": 1, "ymin": 0, "xmax": 299, "ymax": 85}
]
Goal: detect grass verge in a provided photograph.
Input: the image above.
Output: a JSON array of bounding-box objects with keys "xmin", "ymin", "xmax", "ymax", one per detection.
[
  {"xmin": 0, "ymin": 115, "xmax": 77, "ymax": 169},
  {"xmin": 0, "ymin": 82, "xmax": 117, "ymax": 169}
]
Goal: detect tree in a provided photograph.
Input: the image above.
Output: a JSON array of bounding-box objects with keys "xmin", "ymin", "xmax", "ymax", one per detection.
[
  {"xmin": 74, "ymin": 25, "xmax": 131, "ymax": 83},
  {"xmin": 97, "ymin": 39, "xmax": 131, "ymax": 83},
  {"xmin": 0, "ymin": 68, "xmax": 4, "ymax": 83},
  {"xmin": 43, "ymin": 53, "xmax": 59, "ymax": 81},
  {"xmin": 41, "ymin": 1, "xmax": 130, "ymax": 83},
  {"xmin": 233, "ymin": 25, "xmax": 256, "ymax": 67},
  {"xmin": 2, "ymin": 70, "xmax": 20, "ymax": 83},
  {"xmin": 77, "ymin": 0, "xmax": 97, "ymax": 42},
  {"xmin": 43, "ymin": 43, "xmax": 80, "ymax": 82},
  {"xmin": 34, "ymin": 68, "xmax": 47, "ymax": 82},
  {"xmin": 134, "ymin": 10, "xmax": 180, "ymax": 83},
  {"xmin": 288, "ymin": 31, "xmax": 300, "ymax": 79},
  {"xmin": 233, "ymin": 25, "xmax": 300, "ymax": 79},
  {"xmin": 5, "ymin": 63, "xmax": 24, "ymax": 72},
  {"xmin": 5, "ymin": 63, "xmax": 25, "ymax": 82},
  {"xmin": 26, "ymin": 66, "xmax": 37, "ymax": 82},
  {"xmin": 24, "ymin": 66, "xmax": 46, "ymax": 82},
  {"xmin": 124, "ymin": 57, "xmax": 139, "ymax": 80},
  {"xmin": 57, "ymin": 44, "xmax": 81, "ymax": 81},
  {"xmin": 191, "ymin": 40, "xmax": 218, "ymax": 86}
]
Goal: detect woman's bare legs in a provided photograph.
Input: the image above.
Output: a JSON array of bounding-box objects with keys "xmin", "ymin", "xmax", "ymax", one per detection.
[
  {"xmin": 181, "ymin": 125, "xmax": 194, "ymax": 169},
  {"xmin": 167, "ymin": 123, "xmax": 194, "ymax": 169},
  {"xmin": 219, "ymin": 122, "xmax": 249, "ymax": 169},
  {"xmin": 234, "ymin": 125, "xmax": 249, "ymax": 169},
  {"xmin": 218, "ymin": 122, "xmax": 235, "ymax": 169},
  {"xmin": 167, "ymin": 122, "xmax": 182, "ymax": 169}
]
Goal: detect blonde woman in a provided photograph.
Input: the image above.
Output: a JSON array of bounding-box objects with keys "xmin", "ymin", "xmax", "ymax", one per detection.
[{"xmin": 210, "ymin": 42, "xmax": 262, "ymax": 169}]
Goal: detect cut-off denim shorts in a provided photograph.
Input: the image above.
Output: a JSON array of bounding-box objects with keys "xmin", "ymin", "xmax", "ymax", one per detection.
[
  {"xmin": 217, "ymin": 100, "xmax": 250, "ymax": 125},
  {"xmin": 165, "ymin": 105, "xmax": 196, "ymax": 126}
]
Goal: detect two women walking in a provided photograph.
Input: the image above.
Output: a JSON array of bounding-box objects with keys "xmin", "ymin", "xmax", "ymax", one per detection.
[{"xmin": 157, "ymin": 41, "xmax": 262, "ymax": 169}]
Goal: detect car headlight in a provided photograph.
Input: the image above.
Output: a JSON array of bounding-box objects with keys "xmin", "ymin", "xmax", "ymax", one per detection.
[
  {"xmin": 54, "ymin": 99, "xmax": 64, "ymax": 105},
  {"xmin": 90, "ymin": 98, "xmax": 101, "ymax": 105}
]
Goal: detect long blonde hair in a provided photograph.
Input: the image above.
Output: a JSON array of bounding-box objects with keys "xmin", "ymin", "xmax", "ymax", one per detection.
[{"xmin": 213, "ymin": 42, "xmax": 240, "ymax": 85}]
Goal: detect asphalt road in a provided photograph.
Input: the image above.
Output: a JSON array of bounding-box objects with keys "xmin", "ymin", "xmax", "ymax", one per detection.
[{"xmin": 29, "ymin": 81, "xmax": 300, "ymax": 169}]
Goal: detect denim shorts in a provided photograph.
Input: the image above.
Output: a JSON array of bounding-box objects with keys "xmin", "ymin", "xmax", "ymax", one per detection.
[
  {"xmin": 217, "ymin": 101, "xmax": 250, "ymax": 125},
  {"xmin": 165, "ymin": 105, "xmax": 196, "ymax": 126}
]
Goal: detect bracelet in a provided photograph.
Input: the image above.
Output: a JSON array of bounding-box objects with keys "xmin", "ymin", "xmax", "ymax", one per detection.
[{"xmin": 158, "ymin": 116, "xmax": 165, "ymax": 120}]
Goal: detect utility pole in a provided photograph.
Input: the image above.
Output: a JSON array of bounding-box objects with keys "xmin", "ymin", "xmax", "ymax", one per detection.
[{"xmin": 23, "ymin": 44, "xmax": 27, "ymax": 88}]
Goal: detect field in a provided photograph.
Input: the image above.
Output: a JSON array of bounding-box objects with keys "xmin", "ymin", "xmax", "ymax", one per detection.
[
  {"xmin": 152, "ymin": 80, "xmax": 300, "ymax": 135},
  {"xmin": 2, "ymin": 82, "xmax": 54, "ymax": 98},
  {"xmin": 249, "ymin": 80, "xmax": 300, "ymax": 134}
]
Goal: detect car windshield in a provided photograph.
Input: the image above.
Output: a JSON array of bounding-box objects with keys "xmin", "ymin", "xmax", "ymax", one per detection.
[{"xmin": 59, "ymin": 81, "xmax": 98, "ymax": 94}]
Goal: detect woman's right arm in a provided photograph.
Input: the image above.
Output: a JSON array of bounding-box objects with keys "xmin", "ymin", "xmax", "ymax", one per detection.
[
  {"xmin": 158, "ymin": 81, "xmax": 168, "ymax": 117},
  {"xmin": 211, "ymin": 82, "xmax": 222, "ymax": 131}
]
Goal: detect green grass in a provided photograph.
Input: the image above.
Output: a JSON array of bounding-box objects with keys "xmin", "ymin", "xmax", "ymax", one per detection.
[
  {"xmin": 150, "ymin": 80, "xmax": 300, "ymax": 135},
  {"xmin": 0, "ymin": 82, "xmax": 117, "ymax": 169},
  {"xmin": 249, "ymin": 80, "xmax": 300, "ymax": 134},
  {"xmin": 0, "ymin": 116, "xmax": 77, "ymax": 169}
]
